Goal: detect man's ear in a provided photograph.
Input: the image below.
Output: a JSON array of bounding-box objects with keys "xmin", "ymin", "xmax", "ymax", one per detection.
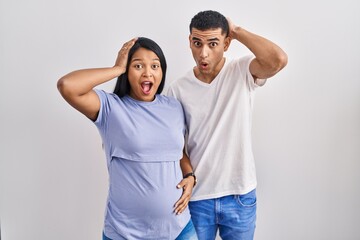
[
  {"xmin": 224, "ymin": 36, "xmax": 231, "ymax": 51},
  {"xmin": 188, "ymin": 34, "xmax": 192, "ymax": 48}
]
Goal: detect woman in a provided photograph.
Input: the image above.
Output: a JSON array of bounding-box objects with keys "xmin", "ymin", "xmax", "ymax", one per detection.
[{"xmin": 57, "ymin": 37, "xmax": 197, "ymax": 240}]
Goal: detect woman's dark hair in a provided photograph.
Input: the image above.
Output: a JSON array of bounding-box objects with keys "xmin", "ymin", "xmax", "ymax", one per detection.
[
  {"xmin": 113, "ymin": 37, "xmax": 167, "ymax": 98},
  {"xmin": 189, "ymin": 10, "xmax": 229, "ymax": 37}
]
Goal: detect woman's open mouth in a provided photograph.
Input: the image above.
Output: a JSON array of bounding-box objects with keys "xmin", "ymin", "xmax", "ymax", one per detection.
[{"xmin": 141, "ymin": 81, "xmax": 153, "ymax": 95}]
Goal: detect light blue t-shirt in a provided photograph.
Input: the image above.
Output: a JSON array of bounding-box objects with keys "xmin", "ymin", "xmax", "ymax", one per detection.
[{"xmin": 94, "ymin": 89, "xmax": 190, "ymax": 240}]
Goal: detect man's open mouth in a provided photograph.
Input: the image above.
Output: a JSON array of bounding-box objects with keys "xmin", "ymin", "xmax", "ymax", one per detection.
[{"xmin": 200, "ymin": 62, "xmax": 208, "ymax": 69}]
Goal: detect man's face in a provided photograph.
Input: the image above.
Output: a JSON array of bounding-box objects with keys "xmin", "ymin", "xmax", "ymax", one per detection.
[{"xmin": 189, "ymin": 28, "xmax": 230, "ymax": 77}]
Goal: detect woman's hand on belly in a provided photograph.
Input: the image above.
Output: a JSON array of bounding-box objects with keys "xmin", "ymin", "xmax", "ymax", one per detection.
[{"xmin": 174, "ymin": 177, "xmax": 195, "ymax": 214}]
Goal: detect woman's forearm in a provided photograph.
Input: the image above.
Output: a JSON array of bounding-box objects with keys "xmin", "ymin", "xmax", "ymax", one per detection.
[{"xmin": 57, "ymin": 66, "xmax": 124, "ymax": 98}]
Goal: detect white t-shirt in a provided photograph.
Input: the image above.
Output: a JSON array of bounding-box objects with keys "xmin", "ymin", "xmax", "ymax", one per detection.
[{"xmin": 167, "ymin": 55, "xmax": 263, "ymax": 201}]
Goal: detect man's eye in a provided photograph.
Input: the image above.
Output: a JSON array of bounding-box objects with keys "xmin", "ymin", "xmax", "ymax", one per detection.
[
  {"xmin": 210, "ymin": 42, "xmax": 218, "ymax": 47},
  {"xmin": 194, "ymin": 42, "xmax": 201, "ymax": 47}
]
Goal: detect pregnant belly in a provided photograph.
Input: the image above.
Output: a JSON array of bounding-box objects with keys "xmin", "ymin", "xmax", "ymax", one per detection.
[
  {"xmin": 109, "ymin": 187, "xmax": 182, "ymax": 218},
  {"xmin": 108, "ymin": 180, "xmax": 183, "ymax": 219},
  {"xmin": 108, "ymin": 159, "xmax": 183, "ymax": 219}
]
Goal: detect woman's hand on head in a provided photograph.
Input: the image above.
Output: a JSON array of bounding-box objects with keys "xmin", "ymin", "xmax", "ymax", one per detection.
[{"xmin": 114, "ymin": 37, "xmax": 138, "ymax": 72}]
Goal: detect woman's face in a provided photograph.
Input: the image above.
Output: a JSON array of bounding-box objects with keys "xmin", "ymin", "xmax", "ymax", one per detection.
[{"xmin": 128, "ymin": 47, "xmax": 162, "ymax": 102}]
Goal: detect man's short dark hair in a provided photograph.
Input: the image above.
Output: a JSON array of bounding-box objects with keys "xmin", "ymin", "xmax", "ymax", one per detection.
[{"xmin": 189, "ymin": 10, "xmax": 229, "ymax": 36}]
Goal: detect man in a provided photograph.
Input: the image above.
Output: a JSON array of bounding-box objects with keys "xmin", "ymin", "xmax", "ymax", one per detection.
[{"xmin": 167, "ymin": 10, "xmax": 288, "ymax": 240}]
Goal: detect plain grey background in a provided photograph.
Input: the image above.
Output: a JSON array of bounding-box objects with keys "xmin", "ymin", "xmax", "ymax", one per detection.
[{"xmin": 1, "ymin": 0, "xmax": 359, "ymax": 239}]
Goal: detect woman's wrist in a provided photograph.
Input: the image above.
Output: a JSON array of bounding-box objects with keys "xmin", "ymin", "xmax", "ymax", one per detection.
[
  {"xmin": 112, "ymin": 65, "xmax": 126, "ymax": 76},
  {"xmin": 183, "ymin": 172, "xmax": 197, "ymax": 187}
]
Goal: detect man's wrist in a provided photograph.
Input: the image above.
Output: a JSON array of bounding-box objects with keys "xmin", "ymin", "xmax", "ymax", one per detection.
[{"xmin": 231, "ymin": 26, "xmax": 244, "ymax": 40}]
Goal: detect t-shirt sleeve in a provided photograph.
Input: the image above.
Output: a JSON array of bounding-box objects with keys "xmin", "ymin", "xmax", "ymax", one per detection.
[
  {"xmin": 165, "ymin": 84, "xmax": 176, "ymax": 98},
  {"xmin": 239, "ymin": 55, "xmax": 267, "ymax": 91},
  {"xmin": 93, "ymin": 89, "xmax": 111, "ymax": 129},
  {"xmin": 175, "ymin": 98, "xmax": 187, "ymax": 137}
]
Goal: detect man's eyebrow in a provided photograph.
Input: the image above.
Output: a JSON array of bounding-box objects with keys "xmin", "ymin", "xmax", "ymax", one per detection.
[
  {"xmin": 192, "ymin": 37, "xmax": 201, "ymax": 41},
  {"xmin": 191, "ymin": 37, "xmax": 220, "ymax": 42},
  {"xmin": 207, "ymin": 37, "xmax": 220, "ymax": 42}
]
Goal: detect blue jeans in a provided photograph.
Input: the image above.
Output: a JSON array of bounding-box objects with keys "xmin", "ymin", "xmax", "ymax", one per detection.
[
  {"xmin": 188, "ymin": 189, "xmax": 257, "ymax": 240},
  {"xmin": 102, "ymin": 219, "xmax": 197, "ymax": 240},
  {"xmin": 176, "ymin": 219, "xmax": 198, "ymax": 240}
]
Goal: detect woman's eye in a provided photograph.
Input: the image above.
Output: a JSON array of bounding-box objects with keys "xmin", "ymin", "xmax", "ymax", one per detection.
[
  {"xmin": 152, "ymin": 64, "xmax": 160, "ymax": 69},
  {"xmin": 135, "ymin": 64, "xmax": 143, "ymax": 69}
]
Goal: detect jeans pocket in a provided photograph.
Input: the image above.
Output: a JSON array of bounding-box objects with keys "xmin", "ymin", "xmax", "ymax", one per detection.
[{"xmin": 235, "ymin": 189, "xmax": 257, "ymax": 207}]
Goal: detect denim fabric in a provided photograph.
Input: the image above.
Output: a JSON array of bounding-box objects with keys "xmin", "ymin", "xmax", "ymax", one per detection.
[
  {"xmin": 102, "ymin": 232, "xmax": 112, "ymax": 240},
  {"xmin": 175, "ymin": 219, "xmax": 198, "ymax": 240},
  {"xmin": 102, "ymin": 220, "xmax": 197, "ymax": 240},
  {"xmin": 188, "ymin": 189, "xmax": 257, "ymax": 240}
]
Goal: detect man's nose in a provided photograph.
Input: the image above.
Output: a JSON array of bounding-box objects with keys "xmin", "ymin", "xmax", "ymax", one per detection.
[{"xmin": 200, "ymin": 46, "xmax": 209, "ymax": 58}]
